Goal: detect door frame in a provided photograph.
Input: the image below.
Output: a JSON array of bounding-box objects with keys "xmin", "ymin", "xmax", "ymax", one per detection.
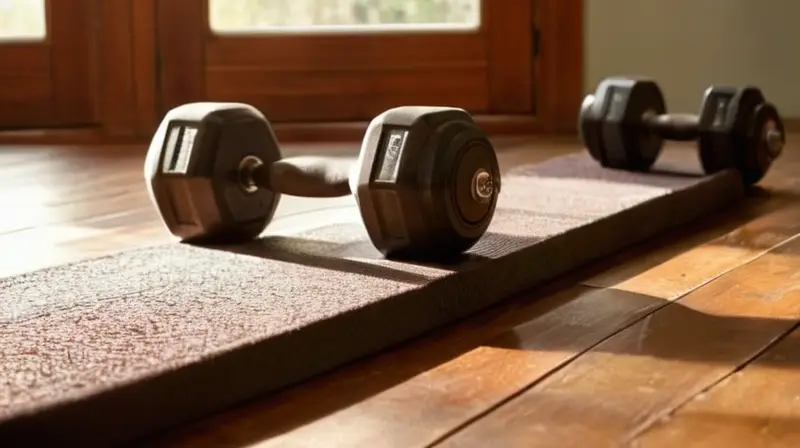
[{"xmin": 0, "ymin": 0, "xmax": 583, "ymax": 145}]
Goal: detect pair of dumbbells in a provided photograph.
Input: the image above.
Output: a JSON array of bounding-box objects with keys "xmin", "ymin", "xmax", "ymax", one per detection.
[
  {"xmin": 579, "ymin": 77, "xmax": 786, "ymax": 185},
  {"xmin": 144, "ymin": 103, "xmax": 500, "ymax": 260}
]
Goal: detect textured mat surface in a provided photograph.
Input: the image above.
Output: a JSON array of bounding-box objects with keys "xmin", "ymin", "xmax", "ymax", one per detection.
[{"xmin": 0, "ymin": 153, "xmax": 744, "ymax": 446}]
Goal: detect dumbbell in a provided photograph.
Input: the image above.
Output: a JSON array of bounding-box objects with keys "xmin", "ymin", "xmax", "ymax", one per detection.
[
  {"xmin": 144, "ymin": 103, "xmax": 501, "ymax": 259},
  {"xmin": 578, "ymin": 77, "xmax": 786, "ymax": 185}
]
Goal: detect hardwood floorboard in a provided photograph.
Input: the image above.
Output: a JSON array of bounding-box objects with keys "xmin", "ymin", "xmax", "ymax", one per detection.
[
  {"xmin": 633, "ymin": 326, "xmax": 800, "ymax": 447},
  {"xmin": 2, "ymin": 136, "xmax": 799, "ymax": 447},
  {"xmin": 436, "ymin": 232, "xmax": 800, "ymax": 447},
  {"xmin": 582, "ymin": 196, "xmax": 800, "ymax": 299}
]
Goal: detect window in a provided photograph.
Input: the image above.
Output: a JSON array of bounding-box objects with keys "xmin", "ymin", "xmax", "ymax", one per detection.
[
  {"xmin": 207, "ymin": 0, "xmax": 481, "ymax": 33},
  {"xmin": 0, "ymin": 0, "xmax": 47, "ymax": 40}
]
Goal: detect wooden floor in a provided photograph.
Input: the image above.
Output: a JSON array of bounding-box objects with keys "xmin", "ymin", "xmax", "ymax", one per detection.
[{"xmin": 3, "ymin": 135, "xmax": 800, "ymax": 447}]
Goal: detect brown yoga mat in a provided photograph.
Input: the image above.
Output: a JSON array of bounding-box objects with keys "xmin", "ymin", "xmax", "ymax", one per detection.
[{"xmin": 0, "ymin": 153, "xmax": 745, "ymax": 446}]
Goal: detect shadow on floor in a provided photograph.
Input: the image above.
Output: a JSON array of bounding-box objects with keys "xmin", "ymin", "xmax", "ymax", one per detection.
[{"xmin": 490, "ymin": 287, "xmax": 800, "ymax": 364}]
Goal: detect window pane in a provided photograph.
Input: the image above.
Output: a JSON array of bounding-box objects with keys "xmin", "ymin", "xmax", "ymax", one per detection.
[
  {"xmin": 209, "ymin": 0, "xmax": 481, "ymax": 34},
  {"xmin": 0, "ymin": 0, "xmax": 46, "ymax": 41}
]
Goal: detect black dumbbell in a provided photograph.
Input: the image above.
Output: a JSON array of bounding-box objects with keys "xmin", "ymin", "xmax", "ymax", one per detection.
[
  {"xmin": 578, "ymin": 77, "xmax": 786, "ymax": 185},
  {"xmin": 144, "ymin": 103, "xmax": 501, "ymax": 259}
]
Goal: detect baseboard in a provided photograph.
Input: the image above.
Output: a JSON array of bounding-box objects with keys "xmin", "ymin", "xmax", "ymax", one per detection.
[{"xmin": 783, "ymin": 117, "xmax": 800, "ymax": 133}]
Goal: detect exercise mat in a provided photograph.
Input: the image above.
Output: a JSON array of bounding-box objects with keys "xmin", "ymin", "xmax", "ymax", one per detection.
[{"xmin": 0, "ymin": 152, "xmax": 745, "ymax": 446}]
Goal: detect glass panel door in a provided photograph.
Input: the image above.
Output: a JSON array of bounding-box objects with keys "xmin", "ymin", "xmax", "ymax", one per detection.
[
  {"xmin": 208, "ymin": 0, "xmax": 481, "ymax": 32},
  {"xmin": 0, "ymin": 0, "xmax": 96, "ymax": 129},
  {"xmin": 157, "ymin": 0, "xmax": 534, "ymax": 123},
  {"xmin": 0, "ymin": 0, "xmax": 47, "ymax": 39}
]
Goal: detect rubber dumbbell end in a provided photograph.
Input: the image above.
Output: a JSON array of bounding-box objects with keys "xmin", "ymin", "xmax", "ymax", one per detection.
[
  {"xmin": 237, "ymin": 155, "xmax": 266, "ymax": 194},
  {"xmin": 578, "ymin": 94, "xmax": 596, "ymax": 147},
  {"xmin": 470, "ymin": 168, "xmax": 495, "ymax": 204},
  {"xmin": 765, "ymin": 125, "xmax": 784, "ymax": 158}
]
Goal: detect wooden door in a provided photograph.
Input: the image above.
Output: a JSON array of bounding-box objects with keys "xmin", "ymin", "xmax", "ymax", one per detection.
[
  {"xmin": 0, "ymin": 0, "xmax": 96, "ymax": 129},
  {"xmin": 156, "ymin": 0, "xmax": 535, "ymax": 124}
]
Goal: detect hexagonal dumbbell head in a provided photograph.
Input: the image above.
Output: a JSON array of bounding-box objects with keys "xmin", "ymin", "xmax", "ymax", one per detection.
[
  {"xmin": 579, "ymin": 77, "xmax": 667, "ymax": 171},
  {"xmin": 144, "ymin": 103, "xmax": 282, "ymax": 243},
  {"xmin": 349, "ymin": 106, "xmax": 501, "ymax": 260},
  {"xmin": 697, "ymin": 86, "xmax": 785, "ymax": 185}
]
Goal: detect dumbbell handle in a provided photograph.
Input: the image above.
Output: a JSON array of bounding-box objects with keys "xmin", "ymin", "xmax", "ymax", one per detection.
[
  {"xmin": 642, "ymin": 112, "xmax": 700, "ymax": 141},
  {"xmin": 246, "ymin": 156, "xmax": 353, "ymax": 198}
]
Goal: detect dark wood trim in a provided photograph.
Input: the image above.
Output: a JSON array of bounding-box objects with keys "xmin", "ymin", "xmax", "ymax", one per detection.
[
  {"xmin": 784, "ymin": 118, "xmax": 800, "ymax": 133},
  {"xmin": 131, "ymin": 0, "xmax": 159, "ymax": 136},
  {"xmin": 535, "ymin": 0, "xmax": 584, "ymax": 133},
  {"xmin": 90, "ymin": 0, "xmax": 159, "ymax": 139},
  {"xmin": 0, "ymin": 128, "xmax": 110, "ymax": 145},
  {"xmin": 155, "ymin": 0, "xmax": 206, "ymax": 113},
  {"xmin": 486, "ymin": 0, "xmax": 534, "ymax": 114},
  {"xmin": 96, "ymin": 0, "xmax": 138, "ymax": 138},
  {"xmin": 49, "ymin": 0, "xmax": 97, "ymax": 125}
]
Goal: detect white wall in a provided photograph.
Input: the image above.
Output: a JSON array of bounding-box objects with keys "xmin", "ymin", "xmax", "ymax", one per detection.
[{"xmin": 584, "ymin": 0, "xmax": 800, "ymax": 117}]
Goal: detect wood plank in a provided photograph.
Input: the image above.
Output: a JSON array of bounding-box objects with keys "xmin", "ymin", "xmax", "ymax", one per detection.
[
  {"xmin": 130, "ymin": 0, "xmax": 159, "ymax": 136},
  {"xmin": 96, "ymin": 0, "xmax": 139, "ymax": 137},
  {"xmin": 205, "ymin": 66, "xmax": 491, "ymax": 121},
  {"xmin": 156, "ymin": 0, "xmax": 207, "ymax": 112},
  {"xmin": 0, "ymin": 207, "xmax": 162, "ymax": 278},
  {"xmin": 535, "ymin": 0, "xmax": 584, "ymax": 131},
  {"xmin": 0, "ymin": 43, "xmax": 50, "ymax": 73},
  {"xmin": 0, "ymin": 74, "xmax": 53, "ymax": 127},
  {"xmin": 484, "ymin": 0, "xmax": 533, "ymax": 113},
  {"xmin": 48, "ymin": 0, "xmax": 97, "ymax": 125},
  {"xmin": 0, "ymin": 198, "xmax": 362, "ymax": 278},
  {"xmin": 582, "ymin": 192, "xmax": 798, "ymax": 300},
  {"xmin": 634, "ymin": 326, "xmax": 800, "ymax": 447},
  {"xmin": 205, "ymin": 34, "xmax": 487, "ymax": 70},
  {"xmin": 151, "ymin": 198, "xmax": 800, "ymax": 447},
  {"xmin": 205, "ymin": 66, "xmax": 487, "ymax": 96},
  {"xmin": 437, "ymin": 236, "xmax": 800, "ymax": 447},
  {"xmin": 204, "ymin": 92, "xmax": 490, "ymax": 123}
]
